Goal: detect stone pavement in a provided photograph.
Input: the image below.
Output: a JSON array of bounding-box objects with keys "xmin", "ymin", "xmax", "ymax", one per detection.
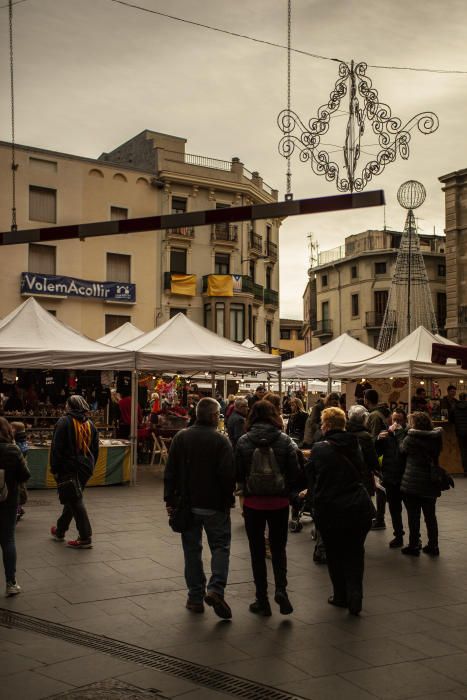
[{"xmin": 1, "ymin": 467, "xmax": 467, "ymax": 699}]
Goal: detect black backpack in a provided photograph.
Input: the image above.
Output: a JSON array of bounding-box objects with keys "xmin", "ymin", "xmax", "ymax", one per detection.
[{"xmin": 247, "ymin": 438, "xmax": 285, "ymax": 496}]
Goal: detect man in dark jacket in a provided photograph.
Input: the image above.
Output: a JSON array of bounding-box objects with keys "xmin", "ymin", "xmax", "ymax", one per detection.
[
  {"xmin": 227, "ymin": 398, "xmax": 248, "ymax": 448},
  {"xmin": 451, "ymin": 393, "xmax": 467, "ymax": 475},
  {"xmin": 376, "ymin": 408, "xmax": 408, "ymax": 547},
  {"xmin": 248, "ymin": 385, "xmax": 266, "ymax": 409},
  {"xmin": 50, "ymin": 395, "xmax": 99, "ymax": 549},
  {"xmin": 164, "ymin": 397, "xmax": 235, "ymax": 619}
]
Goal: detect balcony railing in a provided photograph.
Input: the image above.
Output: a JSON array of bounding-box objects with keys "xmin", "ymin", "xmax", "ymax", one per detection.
[
  {"xmin": 264, "ymin": 289, "xmax": 279, "ymax": 307},
  {"xmin": 252, "ymin": 282, "xmax": 264, "ymax": 303},
  {"xmin": 202, "ymin": 274, "xmax": 253, "ymax": 295},
  {"xmin": 249, "ymin": 232, "xmax": 263, "ymax": 253},
  {"xmin": 164, "ymin": 271, "xmax": 197, "ymax": 293},
  {"xmin": 365, "ymin": 310, "xmax": 397, "ymax": 329},
  {"xmin": 265, "ymin": 240, "xmax": 278, "ymax": 260},
  {"xmin": 313, "ymin": 319, "xmax": 333, "ymax": 336},
  {"xmin": 211, "ymin": 223, "xmax": 238, "ymax": 243},
  {"xmin": 166, "ymin": 226, "xmax": 195, "ymax": 239}
]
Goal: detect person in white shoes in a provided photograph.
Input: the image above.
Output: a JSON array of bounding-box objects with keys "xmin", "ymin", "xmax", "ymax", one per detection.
[{"xmin": 0, "ymin": 417, "xmax": 30, "ymax": 597}]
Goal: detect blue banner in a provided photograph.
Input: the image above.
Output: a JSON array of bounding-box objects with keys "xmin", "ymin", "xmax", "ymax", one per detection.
[{"xmin": 21, "ymin": 272, "xmax": 136, "ymax": 303}]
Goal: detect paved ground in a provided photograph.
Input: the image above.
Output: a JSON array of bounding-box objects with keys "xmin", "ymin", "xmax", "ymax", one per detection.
[{"xmin": 1, "ymin": 467, "xmax": 467, "ymax": 699}]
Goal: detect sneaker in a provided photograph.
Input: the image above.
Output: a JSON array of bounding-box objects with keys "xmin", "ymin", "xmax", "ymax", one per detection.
[
  {"xmin": 422, "ymin": 545, "xmax": 440, "ymax": 557},
  {"xmin": 66, "ymin": 539, "xmax": 92, "ymax": 549},
  {"xmin": 401, "ymin": 545, "xmax": 420, "ymax": 557},
  {"xmin": 371, "ymin": 520, "xmax": 386, "ymax": 530},
  {"xmin": 328, "ymin": 595, "xmax": 347, "ymax": 608},
  {"xmin": 249, "ymin": 598, "xmax": 272, "ymax": 616},
  {"xmin": 50, "ymin": 526, "xmax": 65, "ymax": 542},
  {"xmin": 186, "ymin": 598, "xmax": 205, "ymax": 613},
  {"xmin": 204, "ymin": 592, "xmax": 232, "ymax": 620},
  {"xmin": 274, "ymin": 590, "xmax": 293, "ymax": 615},
  {"xmin": 6, "ymin": 581, "xmax": 22, "ymax": 597},
  {"xmin": 389, "ymin": 536, "xmax": 404, "ymax": 548}
]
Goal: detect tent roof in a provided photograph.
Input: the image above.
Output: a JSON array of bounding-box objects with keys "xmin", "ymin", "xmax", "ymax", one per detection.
[
  {"xmin": 98, "ymin": 322, "xmax": 144, "ymax": 347},
  {"xmin": 241, "ymin": 338, "xmax": 260, "ymax": 351},
  {"xmin": 0, "ymin": 298, "xmax": 134, "ymax": 369},
  {"xmin": 333, "ymin": 326, "xmax": 467, "ymax": 378},
  {"xmin": 121, "ymin": 313, "xmax": 281, "ymax": 372},
  {"xmin": 281, "ymin": 333, "xmax": 380, "ymax": 379}
]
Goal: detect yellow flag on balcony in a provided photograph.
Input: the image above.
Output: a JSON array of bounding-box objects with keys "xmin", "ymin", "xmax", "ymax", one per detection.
[
  {"xmin": 171, "ymin": 274, "xmax": 196, "ymax": 296},
  {"xmin": 207, "ymin": 275, "xmax": 233, "ymax": 297}
]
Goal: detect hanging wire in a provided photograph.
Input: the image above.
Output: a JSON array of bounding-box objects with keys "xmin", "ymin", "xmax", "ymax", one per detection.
[
  {"xmin": 9, "ymin": 0, "xmax": 17, "ymax": 232},
  {"xmin": 285, "ymin": 0, "xmax": 293, "ymax": 201}
]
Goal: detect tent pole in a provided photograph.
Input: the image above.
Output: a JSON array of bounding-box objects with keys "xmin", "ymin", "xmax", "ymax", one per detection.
[
  {"xmin": 223, "ymin": 374, "xmax": 227, "ymax": 400},
  {"xmin": 211, "ymin": 372, "xmax": 216, "ymax": 398},
  {"xmin": 278, "ymin": 370, "xmax": 283, "ymax": 408},
  {"xmin": 327, "ymin": 376, "xmax": 332, "ymax": 394},
  {"xmin": 130, "ymin": 369, "xmax": 138, "ymax": 485},
  {"xmin": 408, "ymin": 368, "xmax": 412, "ymax": 415}
]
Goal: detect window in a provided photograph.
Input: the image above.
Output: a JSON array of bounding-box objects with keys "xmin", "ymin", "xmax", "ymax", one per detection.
[
  {"xmin": 169, "ymin": 307, "xmax": 187, "ymax": 318},
  {"xmin": 216, "ymin": 303, "xmax": 225, "ymax": 337},
  {"xmin": 248, "ymin": 305, "xmax": 253, "ymax": 339},
  {"xmin": 437, "ymin": 292, "xmax": 446, "ymax": 327},
  {"xmin": 249, "ymin": 259, "xmax": 256, "ymax": 283},
  {"xmin": 105, "ymin": 314, "xmax": 131, "ymax": 334},
  {"xmin": 230, "ymin": 303, "xmax": 244, "ymax": 342},
  {"xmin": 265, "ymin": 320, "xmax": 272, "ymax": 350},
  {"xmin": 351, "ymin": 294, "xmax": 359, "ymax": 317},
  {"xmin": 266, "ymin": 266, "xmax": 272, "ymax": 290},
  {"xmin": 107, "ymin": 253, "xmax": 131, "ymax": 282},
  {"xmin": 266, "ymin": 224, "xmax": 272, "ymax": 243},
  {"xmin": 171, "ymin": 197, "xmax": 187, "ymax": 214},
  {"xmin": 438, "ymin": 264, "xmax": 446, "ymax": 277},
  {"xmin": 170, "ymin": 248, "xmax": 187, "ymax": 274},
  {"xmin": 252, "ymin": 315, "xmax": 257, "ymax": 343},
  {"xmin": 29, "ymin": 186, "xmax": 56, "ymax": 223},
  {"xmin": 204, "ymin": 303, "xmax": 212, "ymax": 330},
  {"xmin": 110, "ymin": 206, "xmax": 128, "ymax": 220},
  {"xmin": 375, "ymin": 262, "xmax": 387, "ymax": 275},
  {"xmin": 321, "ymin": 274, "xmax": 328, "ymax": 287},
  {"xmin": 351, "ymin": 265, "xmax": 358, "ymax": 279},
  {"xmin": 215, "ymin": 253, "xmax": 230, "ymax": 275},
  {"xmin": 29, "ymin": 244, "xmax": 56, "ymax": 274},
  {"xmin": 322, "ymin": 301, "xmax": 329, "ymax": 320},
  {"xmin": 374, "ymin": 290, "xmax": 388, "ymax": 315},
  {"xmin": 280, "ymin": 329, "xmax": 291, "ymax": 340}
]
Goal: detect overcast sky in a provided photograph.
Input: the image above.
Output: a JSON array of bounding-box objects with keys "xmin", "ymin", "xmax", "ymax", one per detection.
[{"xmin": 1, "ymin": 0, "xmax": 467, "ymax": 319}]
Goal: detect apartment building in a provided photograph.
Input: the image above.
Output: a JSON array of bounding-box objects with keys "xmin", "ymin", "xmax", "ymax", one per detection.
[
  {"xmin": 0, "ymin": 130, "xmax": 281, "ymax": 347},
  {"xmin": 303, "ymin": 229, "xmax": 446, "ymax": 350},
  {"xmin": 279, "ymin": 318, "xmax": 305, "ymax": 359}
]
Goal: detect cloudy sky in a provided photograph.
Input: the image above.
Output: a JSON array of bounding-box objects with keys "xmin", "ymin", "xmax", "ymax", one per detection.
[{"xmin": 1, "ymin": 0, "xmax": 467, "ymax": 318}]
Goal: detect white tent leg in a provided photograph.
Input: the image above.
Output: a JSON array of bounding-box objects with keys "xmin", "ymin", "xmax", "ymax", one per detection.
[
  {"xmin": 408, "ymin": 370, "xmax": 412, "ymax": 415},
  {"xmin": 278, "ymin": 370, "xmax": 282, "ymax": 409},
  {"xmin": 130, "ymin": 369, "xmax": 138, "ymax": 485},
  {"xmin": 211, "ymin": 372, "xmax": 216, "ymax": 398},
  {"xmin": 223, "ymin": 374, "xmax": 227, "ymax": 400},
  {"xmin": 327, "ymin": 376, "xmax": 332, "ymax": 394}
]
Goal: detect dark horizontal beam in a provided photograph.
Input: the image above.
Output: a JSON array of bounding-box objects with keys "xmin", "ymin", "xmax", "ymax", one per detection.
[{"xmin": 0, "ymin": 190, "xmax": 385, "ymax": 246}]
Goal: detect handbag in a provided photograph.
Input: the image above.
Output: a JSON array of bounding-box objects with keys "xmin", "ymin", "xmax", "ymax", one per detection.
[
  {"xmin": 57, "ymin": 476, "xmax": 82, "ymax": 505},
  {"xmin": 168, "ymin": 456, "xmax": 193, "ymax": 534}
]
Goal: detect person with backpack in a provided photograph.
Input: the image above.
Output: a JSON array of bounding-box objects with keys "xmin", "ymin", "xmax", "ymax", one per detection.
[
  {"xmin": 0, "ymin": 417, "xmax": 30, "ymax": 596},
  {"xmin": 235, "ymin": 400, "xmax": 300, "ymax": 617},
  {"xmin": 50, "ymin": 395, "xmax": 99, "ymax": 549}
]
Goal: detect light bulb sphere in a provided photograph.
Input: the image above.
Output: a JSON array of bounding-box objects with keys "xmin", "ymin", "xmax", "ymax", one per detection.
[{"xmin": 397, "ymin": 180, "xmax": 426, "ymax": 210}]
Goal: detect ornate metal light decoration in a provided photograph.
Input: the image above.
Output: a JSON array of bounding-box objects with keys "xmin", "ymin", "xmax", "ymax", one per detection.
[{"xmin": 277, "ymin": 61, "xmax": 439, "ymax": 193}]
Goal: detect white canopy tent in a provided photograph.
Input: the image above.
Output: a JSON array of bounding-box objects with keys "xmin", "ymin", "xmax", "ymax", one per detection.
[
  {"xmin": 98, "ymin": 322, "xmax": 144, "ymax": 347},
  {"xmin": 0, "ymin": 298, "xmax": 134, "ymax": 369},
  {"xmin": 241, "ymin": 338, "xmax": 261, "ymax": 351},
  {"xmin": 281, "ymin": 332, "xmax": 380, "ymax": 380}
]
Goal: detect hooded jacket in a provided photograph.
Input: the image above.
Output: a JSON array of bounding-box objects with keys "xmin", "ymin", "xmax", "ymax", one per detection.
[
  {"xmin": 400, "ymin": 427, "xmax": 443, "ymax": 499},
  {"xmin": 50, "ymin": 410, "xmax": 99, "ymax": 479},
  {"xmin": 0, "ymin": 441, "xmax": 30, "ymax": 509},
  {"xmin": 346, "ymin": 420, "xmax": 379, "ymax": 495},
  {"xmin": 235, "ymin": 422, "xmax": 300, "ymax": 496}
]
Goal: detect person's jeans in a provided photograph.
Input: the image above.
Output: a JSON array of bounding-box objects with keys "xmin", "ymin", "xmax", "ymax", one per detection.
[
  {"xmin": 403, "ymin": 494, "xmax": 438, "ymax": 548},
  {"xmin": 56, "ymin": 474, "xmax": 92, "ymax": 541},
  {"xmin": 181, "ymin": 511, "xmax": 231, "ymax": 602},
  {"xmin": 0, "ymin": 507, "xmax": 18, "ymax": 583},
  {"xmin": 385, "ymin": 483, "xmax": 405, "ymax": 538},
  {"xmin": 243, "ymin": 506, "xmax": 289, "ymax": 600}
]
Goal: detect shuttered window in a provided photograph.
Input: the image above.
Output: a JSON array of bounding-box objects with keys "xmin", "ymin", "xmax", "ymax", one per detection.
[
  {"xmin": 105, "ymin": 314, "xmax": 131, "ymax": 334},
  {"xmin": 29, "ymin": 186, "xmax": 57, "ymax": 223},
  {"xmin": 110, "ymin": 206, "xmax": 128, "ymax": 220},
  {"xmin": 28, "ymin": 244, "xmax": 56, "ymax": 274},
  {"xmin": 106, "ymin": 253, "xmax": 131, "ymax": 282}
]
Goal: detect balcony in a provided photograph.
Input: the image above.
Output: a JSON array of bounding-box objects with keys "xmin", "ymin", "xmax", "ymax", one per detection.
[
  {"xmin": 202, "ymin": 274, "xmax": 253, "ymax": 296},
  {"xmin": 265, "ymin": 240, "xmax": 278, "ymax": 261},
  {"xmin": 313, "ymin": 319, "xmax": 333, "ymax": 337},
  {"xmin": 166, "ymin": 226, "xmax": 195, "ymax": 239},
  {"xmin": 164, "ymin": 271, "xmax": 197, "ymax": 295},
  {"xmin": 249, "ymin": 232, "xmax": 263, "ymax": 254},
  {"xmin": 365, "ymin": 310, "xmax": 397, "ymax": 329},
  {"xmin": 263, "ymin": 288, "xmax": 279, "ymax": 308},
  {"xmin": 252, "ymin": 282, "xmax": 264, "ymax": 304},
  {"xmin": 211, "ymin": 223, "xmax": 238, "ymax": 244}
]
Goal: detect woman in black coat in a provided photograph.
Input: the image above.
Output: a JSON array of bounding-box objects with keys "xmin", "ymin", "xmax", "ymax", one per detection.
[
  {"xmin": 306, "ymin": 407, "xmax": 374, "ymax": 615},
  {"xmin": 286, "ymin": 398, "xmax": 308, "ymax": 444},
  {"xmin": 400, "ymin": 411, "xmax": 443, "ymax": 557},
  {"xmin": 0, "ymin": 417, "xmax": 30, "ymax": 596},
  {"xmin": 236, "ymin": 400, "xmax": 300, "ymax": 617}
]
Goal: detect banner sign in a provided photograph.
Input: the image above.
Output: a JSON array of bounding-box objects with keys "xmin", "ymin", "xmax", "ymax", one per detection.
[{"xmin": 21, "ymin": 272, "xmax": 136, "ymax": 303}]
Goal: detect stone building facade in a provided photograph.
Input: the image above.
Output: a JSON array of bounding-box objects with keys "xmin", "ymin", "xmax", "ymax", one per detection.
[{"xmin": 0, "ymin": 130, "xmax": 281, "ymax": 347}]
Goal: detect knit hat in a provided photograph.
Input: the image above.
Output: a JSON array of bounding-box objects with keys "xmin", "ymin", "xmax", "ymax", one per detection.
[{"xmin": 66, "ymin": 395, "xmax": 90, "ymax": 413}]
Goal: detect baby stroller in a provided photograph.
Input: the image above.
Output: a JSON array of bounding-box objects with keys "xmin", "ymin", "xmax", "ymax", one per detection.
[{"xmin": 289, "ymin": 490, "xmax": 316, "ymax": 539}]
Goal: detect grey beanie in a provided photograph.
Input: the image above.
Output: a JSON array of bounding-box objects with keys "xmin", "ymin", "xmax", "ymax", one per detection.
[{"xmin": 66, "ymin": 395, "xmax": 90, "ymax": 413}]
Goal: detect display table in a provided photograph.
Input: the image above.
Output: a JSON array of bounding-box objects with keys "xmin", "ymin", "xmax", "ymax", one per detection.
[{"xmin": 27, "ymin": 440, "xmax": 131, "ymax": 488}]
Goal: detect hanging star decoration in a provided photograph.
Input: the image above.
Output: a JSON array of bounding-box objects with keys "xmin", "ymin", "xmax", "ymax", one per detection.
[{"xmin": 277, "ymin": 61, "xmax": 439, "ymax": 193}]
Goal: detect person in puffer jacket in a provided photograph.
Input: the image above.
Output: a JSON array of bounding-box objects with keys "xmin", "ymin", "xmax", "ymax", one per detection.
[
  {"xmin": 235, "ymin": 400, "xmax": 300, "ymax": 618},
  {"xmin": 400, "ymin": 411, "xmax": 443, "ymax": 557},
  {"xmin": 451, "ymin": 393, "xmax": 467, "ymax": 476}
]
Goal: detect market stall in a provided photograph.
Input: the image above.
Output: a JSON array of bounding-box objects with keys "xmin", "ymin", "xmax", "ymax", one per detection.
[{"xmin": 98, "ymin": 322, "xmax": 144, "ymax": 347}]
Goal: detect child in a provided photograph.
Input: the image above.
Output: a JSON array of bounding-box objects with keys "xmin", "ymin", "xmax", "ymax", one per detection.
[{"xmin": 11, "ymin": 422, "xmax": 28, "ymax": 521}]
